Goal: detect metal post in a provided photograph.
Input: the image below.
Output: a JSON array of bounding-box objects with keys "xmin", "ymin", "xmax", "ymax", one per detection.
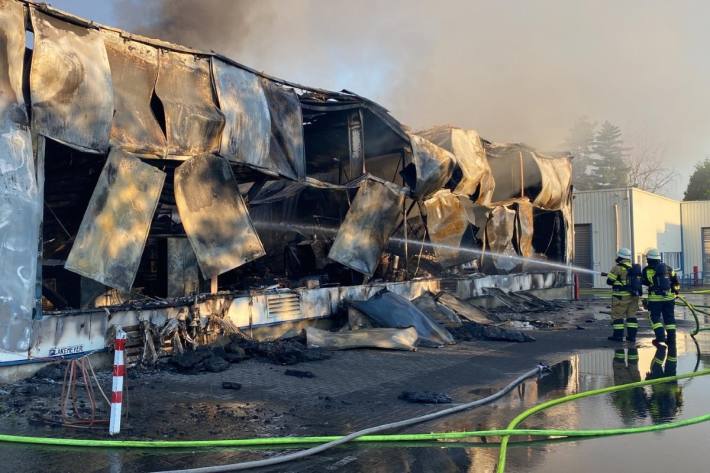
[{"xmin": 109, "ymin": 327, "xmax": 126, "ymax": 435}]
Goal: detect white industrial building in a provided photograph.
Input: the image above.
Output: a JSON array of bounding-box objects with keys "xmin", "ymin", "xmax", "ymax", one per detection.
[{"xmin": 573, "ymin": 187, "xmax": 710, "ymax": 287}]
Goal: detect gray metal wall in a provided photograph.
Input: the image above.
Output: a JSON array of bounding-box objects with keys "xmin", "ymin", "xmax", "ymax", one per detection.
[{"xmin": 681, "ymin": 201, "xmax": 710, "ymax": 280}]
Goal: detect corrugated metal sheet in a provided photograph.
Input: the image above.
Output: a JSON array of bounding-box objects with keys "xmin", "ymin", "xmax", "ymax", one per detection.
[
  {"xmin": 212, "ymin": 59, "xmax": 273, "ymax": 174},
  {"xmin": 0, "ymin": 0, "xmax": 27, "ymax": 127},
  {"xmin": 573, "ymin": 189, "xmax": 632, "ymax": 287},
  {"xmin": 174, "ymin": 154, "xmax": 265, "ymax": 279},
  {"xmin": 65, "ymin": 149, "xmax": 166, "ymax": 291},
  {"xmin": 328, "ymin": 178, "xmax": 404, "ymax": 276},
  {"xmin": 102, "ymin": 31, "xmax": 167, "ymax": 156},
  {"xmin": 681, "ymin": 200, "xmax": 710, "ymax": 276},
  {"xmin": 155, "ymin": 50, "xmax": 225, "ymax": 156},
  {"xmin": 30, "ymin": 9, "xmax": 113, "ymax": 153}
]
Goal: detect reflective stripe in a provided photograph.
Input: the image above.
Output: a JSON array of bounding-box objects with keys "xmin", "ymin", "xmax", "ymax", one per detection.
[
  {"xmin": 626, "ymin": 322, "xmax": 639, "ymax": 328},
  {"xmin": 614, "ymin": 353, "xmax": 626, "ymax": 359},
  {"xmin": 613, "ymin": 324, "xmax": 625, "ymax": 329},
  {"xmin": 667, "ymin": 357, "xmax": 677, "ymax": 362},
  {"xmin": 651, "ymin": 322, "xmax": 664, "ymax": 330},
  {"xmin": 627, "ymin": 355, "xmax": 639, "ymax": 360},
  {"xmin": 653, "ymin": 358, "xmax": 664, "ymax": 365},
  {"xmin": 665, "ymin": 324, "xmax": 677, "ymax": 330},
  {"xmin": 608, "ymin": 273, "xmax": 619, "ymax": 281}
]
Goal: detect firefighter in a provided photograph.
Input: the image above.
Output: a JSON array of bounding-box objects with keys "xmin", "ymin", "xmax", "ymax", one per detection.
[
  {"xmin": 642, "ymin": 248, "xmax": 680, "ymax": 348},
  {"xmin": 605, "ymin": 248, "xmax": 642, "ymax": 342}
]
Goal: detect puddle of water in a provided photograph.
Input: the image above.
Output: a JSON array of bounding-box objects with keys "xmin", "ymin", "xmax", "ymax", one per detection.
[{"xmin": 1, "ymin": 319, "xmax": 709, "ymax": 472}]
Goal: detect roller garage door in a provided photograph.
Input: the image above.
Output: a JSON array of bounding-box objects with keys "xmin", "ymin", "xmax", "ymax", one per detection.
[{"xmin": 574, "ymin": 224, "xmax": 593, "ymax": 288}]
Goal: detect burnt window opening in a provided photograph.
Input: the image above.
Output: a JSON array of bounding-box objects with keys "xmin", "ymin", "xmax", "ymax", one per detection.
[
  {"xmin": 41, "ymin": 139, "xmax": 107, "ymax": 310},
  {"xmin": 532, "ymin": 208, "xmax": 567, "ymax": 262}
]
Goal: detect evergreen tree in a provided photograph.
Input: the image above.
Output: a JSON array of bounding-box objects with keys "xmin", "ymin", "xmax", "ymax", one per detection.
[
  {"xmin": 563, "ymin": 116, "xmax": 597, "ymax": 190},
  {"xmin": 590, "ymin": 121, "xmax": 629, "ymax": 189},
  {"xmin": 683, "ymin": 158, "xmax": 710, "ymax": 200}
]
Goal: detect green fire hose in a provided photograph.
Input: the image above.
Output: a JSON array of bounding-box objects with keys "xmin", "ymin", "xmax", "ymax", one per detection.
[
  {"xmin": 0, "ymin": 369, "xmax": 706, "ymax": 473},
  {"xmin": 495, "ymin": 367, "xmax": 710, "ymax": 473},
  {"xmin": 677, "ymin": 294, "xmax": 710, "ymax": 336}
]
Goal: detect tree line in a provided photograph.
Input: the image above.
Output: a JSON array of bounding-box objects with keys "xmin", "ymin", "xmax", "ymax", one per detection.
[{"xmin": 565, "ymin": 117, "xmax": 709, "ymax": 200}]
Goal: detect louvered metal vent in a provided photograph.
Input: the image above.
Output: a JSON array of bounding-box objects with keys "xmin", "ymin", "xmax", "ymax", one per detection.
[{"xmin": 266, "ymin": 292, "xmax": 302, "ymax": 320}]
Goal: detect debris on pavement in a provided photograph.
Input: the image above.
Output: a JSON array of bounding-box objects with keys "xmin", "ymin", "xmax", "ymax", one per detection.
[
  {"xmin": 399, "ymin": 391, "xmax": 453, "ymax": 404},
  {"xmin": 348, "ymin": 289, "xmax": 455, "ymax": 347},
  {"xmin": 306, "ymin": 326, "xmax": 418, "ymax": 351},
  {"xmin": 284, "ymin": 369, "xmax": 315, "ymax": 378},
  {"xmin": 221, "ymin": 381, "xmax": 242, "ymax": 390}
]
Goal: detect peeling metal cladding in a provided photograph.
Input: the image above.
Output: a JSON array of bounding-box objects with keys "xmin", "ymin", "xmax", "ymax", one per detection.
[
  {"xmin": 407, "ymin": 133, "xmax": 455, "ymax": 199},
  {"xmin": 531, "ymin": 153, "xmax": 573, "ymax": 210},
  {"xmin": 260, "ymin": 78, "xmax": 306, "ymax": 180},
  {"xmin": 212, "ymin": 59, "xmax": 275, "ymax": 175},
  {"xmin": 0, "ymin": 126, "xmax": 39, "ymax": 354},
  {"xmin": 174, "ymin": 154, "xmax": 266, "ymax": 279},
  {"xmin": 486, "ymin": 205, "xmax": 518, "ymax": 273},
  {"xmin": 29, "ymin": 311, "xmax": 107, "ymax": 358},
  {"xmin": 102, "ymin": 31, "xmax": 167, "ymax": 155},
  {"xmin": 416, "ymin": 126, "xmax": 493, "ymax": 199},
  {"xmin": 328, "ymin": 178, "xmax": 404, "ymax": 276},
  {"xmin": 423, "ymin": 189, "xmax": 475, "ymax": 267},
  {"xmin": 155, "ymin": 50, "xmax": 225, "ymax": 156},
  {"xmin": 515, "ymin": 199, "xmax": 534, "ymax": 257},
  {"xmin": 29, "ymin": 9, "xmax": 113, "ymax": 153},
  {"xmin": 65, "ymin": 149, "xmax": 166, "ymax": 291},
  {"xmin": 0, "ymin": 0, "xmax": 28, "ymax": 127}
]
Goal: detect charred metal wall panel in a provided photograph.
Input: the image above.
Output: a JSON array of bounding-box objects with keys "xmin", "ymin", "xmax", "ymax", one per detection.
[
  {"xmin": 0, "ymin": 126, "xmax": 39, "ymax": 354},
  {"xmin": 417, "ymin": 126, "xmax": 493, "ymax": 201},
  {"xmin": 515, "ymin": 200, "xmax": 534, "ymax": 257},
  {"xmin": 532, "ymin": 155, "xmax": 572, "ymax": 210},
  {"xmin": 103, "ymin": 31, "xmax": 167, "ymax": 156},
  {"xmin": 486, "ymin": 205, "xmax": 518, "ymax": 272},
  {"xmin": 174, "ymin": 154, "xmax": 265, "ymax": 279},
  {"xmin": 30, "ymin": 9, "xmax": 113, "ymax": 153},
  {"xmin": 212, "ymin": 59, "xmax": 274, "ymax": 174},
  {"xmin": 65, "ymin": 150, "xmax": 166, "ymax": 291},
  {"xmin": 155, "ymin": 51, "xmax": 224, "ymax": 156},
  {"xmin": 261, "ymin": 79, "xmax": 306, "ymax": 180},
  {"xmin": 167, "ymin": 238, "xmax": 200, "ymax": 298},
  {"xmin": 424, "ymin": 190, "xmax": 476, "ymax": 267},
  {"xmin": 328, "ymin": 178, "xmax": 404, "ymax": 276},
  {"xmin": 408, "ymin": 133, "xmax": 455, "ymax": 199},
  {"xmin": 0, "ymin": 0, "xmax": 27, "ymax": 127}
]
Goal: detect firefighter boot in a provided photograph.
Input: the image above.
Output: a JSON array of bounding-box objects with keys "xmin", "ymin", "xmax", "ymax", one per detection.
[
  {"xmin": 608, "ymin": 318, "xmax": 625, "ymax": 341},
  {"xmin": 625, "ymin": 317, "xmax": 638, "ymax": 343}
]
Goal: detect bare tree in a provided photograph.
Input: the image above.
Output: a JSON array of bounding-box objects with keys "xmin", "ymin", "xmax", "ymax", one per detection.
[{"xmin": 624, "ymin": 137, "xmax": 678, "ymax": 195}]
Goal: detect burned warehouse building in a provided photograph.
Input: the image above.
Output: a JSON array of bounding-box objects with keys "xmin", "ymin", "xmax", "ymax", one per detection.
[{"xmin": 0, "ymin": 0, "xmax": 573, "ymax": 369}]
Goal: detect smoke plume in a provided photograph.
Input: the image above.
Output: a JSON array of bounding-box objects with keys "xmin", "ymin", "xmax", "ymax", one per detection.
[{"xmin": 113, "ymin": 0, "xmax": 710, "ymax": 197}]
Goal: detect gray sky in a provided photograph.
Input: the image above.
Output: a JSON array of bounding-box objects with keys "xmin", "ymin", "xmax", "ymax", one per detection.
[{"xmin": 51, "ymin": 0, "xmax": 710, "ymax": 198}]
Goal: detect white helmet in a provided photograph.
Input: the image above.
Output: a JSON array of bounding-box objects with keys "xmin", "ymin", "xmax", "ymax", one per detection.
[
  {"xmin": 616, "ymin": 248, "xmax": 632, "ymax": 260},
  {"xmin": 646, "ymin": 248, "xmax": 661, "ymax": 260}
]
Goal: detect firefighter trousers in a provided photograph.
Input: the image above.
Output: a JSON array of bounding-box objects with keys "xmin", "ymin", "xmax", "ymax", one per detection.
[{"xmin": 648, "ymin": 299, "xmax": 676, "ymax": 346}]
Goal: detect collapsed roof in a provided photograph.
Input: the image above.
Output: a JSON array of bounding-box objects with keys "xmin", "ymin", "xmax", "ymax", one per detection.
[{"xmin": 0, "ymin": 0, "xmax": 573, "ymax": 352}]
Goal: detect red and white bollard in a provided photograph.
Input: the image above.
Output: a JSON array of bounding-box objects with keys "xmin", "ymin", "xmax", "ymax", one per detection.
[{"xmin": 109, "ymin": 327, "xmax": 127, "ymax": 435}]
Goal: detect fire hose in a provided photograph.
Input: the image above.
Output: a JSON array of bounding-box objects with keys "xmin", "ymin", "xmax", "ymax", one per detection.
[{"xmin": 0, "ymin": 367, "xmax": 706, "ymax": 472}]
